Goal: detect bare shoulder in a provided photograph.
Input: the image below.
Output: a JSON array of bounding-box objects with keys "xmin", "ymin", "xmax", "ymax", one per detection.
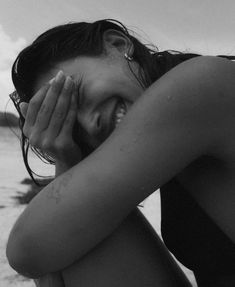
[
  {"xmin": 178, "ymin": 56, "xmax": 235, "ymax": 159},
  {"xmin": 171, "ymin": 55, "xmax": 235, "ymax": 118},
  {"xmin": 161, "ymin": 55, "xmax": 235, "ymax": 90},
  {"xmin": 155, "ymin": 55, "xmax": 235, "ymax": 99},
  {"xmin": 172, "ymin": 55, "xmax": 235, "ymax": 76},
  {"xmin": 143, "ymin": 55, "xmax": 235, "ymax": 156}
]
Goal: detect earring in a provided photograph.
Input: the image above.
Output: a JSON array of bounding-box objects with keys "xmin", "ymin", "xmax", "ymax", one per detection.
[{"xmin": 124, "ymin": 53, "xmax": 133, "ymax": 61}]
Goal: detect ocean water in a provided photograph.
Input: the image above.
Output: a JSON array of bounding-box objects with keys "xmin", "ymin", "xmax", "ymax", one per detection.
[{"xmin": 0, "ymin": 127, "xmax": 196, "ymax": 286}]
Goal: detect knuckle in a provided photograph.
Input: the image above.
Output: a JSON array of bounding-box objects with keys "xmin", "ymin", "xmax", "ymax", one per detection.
[
  {"xmin": 54, "ymin": 138, "xmax": 69, "ymax": 152},
  {"xmin": 29, "ymin": 98, "xmax": 39, "ymax": 109},
  {"xmin": 54, "ymin": 140, "xmax": 64, "ymax": 151},
  {"xmin": 54, "ymin": 109, "xmax": 65, "ymax": 120},
  {"xmin": 39, "ymin": 104, "xmax": 50, "ymax": 115},
  {"xmin": 54, "ymin": 107, "xmax": 65, "ymax": 120},
  {"xmin": 64, "ymin": 112, "xmax": 75, "ymax": 126},
  {"xmin": 63, "ymin": 117, "xmax": 71, "ymax": 127},
  {"xmin": 41, "ymin": 138, "xmax": 52, "ymax": 151}
]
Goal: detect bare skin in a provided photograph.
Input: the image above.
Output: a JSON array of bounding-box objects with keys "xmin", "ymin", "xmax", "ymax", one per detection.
[{"xmin": 6, "ymin": 30, "xmax": 235, "ymax": 287}]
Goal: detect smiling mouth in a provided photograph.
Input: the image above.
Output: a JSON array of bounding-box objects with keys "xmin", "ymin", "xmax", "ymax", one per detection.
[
  {"xmin": 81, "ymin": 99, "xmax": 128, "ymax": 151},
  {"xmin": 114, "ymin": 100, "xmax": 127, "ymax": 128}
]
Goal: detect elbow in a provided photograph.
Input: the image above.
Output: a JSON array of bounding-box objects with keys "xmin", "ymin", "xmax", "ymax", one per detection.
[{"xmin": 6, "ymin": 232, "xmax": 45, "ymax": 279}]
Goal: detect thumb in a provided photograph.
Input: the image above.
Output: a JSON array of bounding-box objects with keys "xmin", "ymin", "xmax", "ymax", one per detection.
[{"xmin": 19, "ymin": 102, "xmax": 28, "ymax": 118}]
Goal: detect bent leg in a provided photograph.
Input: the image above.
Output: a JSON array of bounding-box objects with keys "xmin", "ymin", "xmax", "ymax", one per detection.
[{"xmin": 62, "ymin": 208, "xmax": 191, "ymax": 287}]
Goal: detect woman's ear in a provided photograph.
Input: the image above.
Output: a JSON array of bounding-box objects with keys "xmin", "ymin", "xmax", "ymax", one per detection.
[{"xmin": 103, "ymin": 29, "xmax": 134, "ymax": 57}]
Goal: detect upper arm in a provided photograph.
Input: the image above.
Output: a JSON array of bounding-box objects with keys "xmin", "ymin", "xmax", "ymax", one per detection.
[{"xmin": 7, "ymin": 56, "xmax": 235, "ymax": 277}]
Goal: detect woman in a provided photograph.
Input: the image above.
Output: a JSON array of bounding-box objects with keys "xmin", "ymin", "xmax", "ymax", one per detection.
[{"xmin": 6, "ymin": 19, "xmax": 235, "ymax": 287}]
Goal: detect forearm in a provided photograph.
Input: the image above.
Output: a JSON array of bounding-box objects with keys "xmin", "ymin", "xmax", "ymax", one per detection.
[{"xmin": 34, "ymin": 162, "xmax": 69, "ymax": 286}]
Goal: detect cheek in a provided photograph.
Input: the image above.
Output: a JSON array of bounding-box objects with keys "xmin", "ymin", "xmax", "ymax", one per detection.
[
  {"xmin": 86, "ymin": 74, "xmax": 142, "ymax": 105},
  {"xmin": 87, "ymin": 79, "xmax": 116, "ymax": 101}
]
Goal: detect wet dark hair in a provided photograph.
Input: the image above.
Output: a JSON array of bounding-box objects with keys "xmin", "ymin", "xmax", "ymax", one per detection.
[{"xmin": 9, "ymin": 19, "xmax": 235, "ymax": 184}]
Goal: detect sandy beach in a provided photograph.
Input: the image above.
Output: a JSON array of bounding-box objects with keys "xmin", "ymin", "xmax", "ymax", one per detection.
[{"xmin": 0, "ymin": 127, "xmax": 197, "ymax": 286}]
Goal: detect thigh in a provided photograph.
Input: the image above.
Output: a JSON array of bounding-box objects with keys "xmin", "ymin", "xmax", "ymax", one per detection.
[
  {"xmin": 62, "ymin": 208, "xmax": 191, "ymax": 287},
  {"xmin": 34, "ymin": 273, "xmax": 65, "ymax": 287}
]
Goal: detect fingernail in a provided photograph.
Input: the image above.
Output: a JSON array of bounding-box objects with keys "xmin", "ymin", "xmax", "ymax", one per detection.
[
  {"xmin": 49, "ymin": 77, "xmax": 55, "ymax": 84},
  {"xmin": 55, "ymin": 70, "xmax": 64, "ymax": 82},
  {"xmin": 64, "ymin": 76, "xmax": 73, "ymax": 89}
]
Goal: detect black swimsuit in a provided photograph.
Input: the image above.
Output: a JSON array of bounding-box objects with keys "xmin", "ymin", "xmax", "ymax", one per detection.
[{"xmin": 160, "ymin": 179, "xmax": 235, "ymax": 278}]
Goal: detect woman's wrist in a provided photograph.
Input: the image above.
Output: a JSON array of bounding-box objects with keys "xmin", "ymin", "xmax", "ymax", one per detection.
[
  {"xmin": 55, "ymin": 160, "xmax": 75, "ymax": 177},
  {"xmin": 55, "ymin": 151, "xmax": 82, "ymax": 177}
]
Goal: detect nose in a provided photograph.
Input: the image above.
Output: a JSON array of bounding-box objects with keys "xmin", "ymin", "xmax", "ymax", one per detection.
[{"xmin": 78, "ymin": 111, "xmax": 102, "ymax": 138}]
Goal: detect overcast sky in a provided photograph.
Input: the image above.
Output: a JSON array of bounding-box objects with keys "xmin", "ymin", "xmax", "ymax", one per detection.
[{"xmin": 1, "ymin": 0, "xmax": 235, "ymax": 113}]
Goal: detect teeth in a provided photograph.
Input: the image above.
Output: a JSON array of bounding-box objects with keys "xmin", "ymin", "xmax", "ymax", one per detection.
[
  {"xmin": 115, "ymin": 102, "xmax": 126, "ymax": 127},
  {"xmin": 116, "ymin": 112, "xmax": 124, "ymax": 117}
]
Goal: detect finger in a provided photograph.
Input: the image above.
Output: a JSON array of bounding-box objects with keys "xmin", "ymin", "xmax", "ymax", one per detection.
[
  {"xmin": 35, "ymin": 70, "xmax": 65, "ymax": 131},
  {"xmin": 19, "ymin": 102, "xmax": 28, "ymax": 118},
  {"xmin": 23, "ymin": 83, "xmax": 50, "ymax": 131},
  {"xmin": 60, "ymin": 88, "xmax": 77, "ymax": 136},
  {"xmin": 47, "ymin": 76, "xmax": 74, "ymax": 137}
]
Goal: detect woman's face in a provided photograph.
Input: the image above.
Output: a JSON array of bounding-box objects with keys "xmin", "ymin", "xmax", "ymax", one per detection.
[{"xmin": 34, "ymin": 52, "xmax": 144, "ymax": 149}]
